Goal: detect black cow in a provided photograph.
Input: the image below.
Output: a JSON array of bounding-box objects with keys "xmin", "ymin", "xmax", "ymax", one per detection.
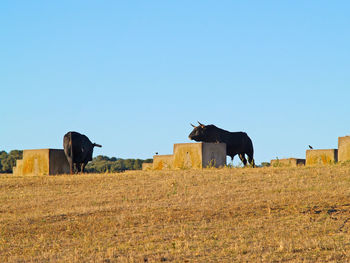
[
  {"xmin": 188, "ymin": 122, "xmax": 255, "ymax": 167},
  {"xmin": 63, "ymin": 131, "xmax": 102, "ymax": 174}
]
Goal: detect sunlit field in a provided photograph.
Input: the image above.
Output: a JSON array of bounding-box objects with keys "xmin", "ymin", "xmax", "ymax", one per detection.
[{"xmin": 1, "ymin": 166, "xmax": 350, "ymax": 262}]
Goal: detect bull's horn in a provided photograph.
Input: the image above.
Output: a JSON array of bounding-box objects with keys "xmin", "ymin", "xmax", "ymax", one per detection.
[
  {"xmin": 198, "ymin": 121, "xmax": 205, "ymax": 126},
  {"xmin": 93, "ymin": 143, "xmax": 102, "ymax": 147},
  {"xmin": 190, "ymin": 123, "xmax": 196, "ymax": 128}
]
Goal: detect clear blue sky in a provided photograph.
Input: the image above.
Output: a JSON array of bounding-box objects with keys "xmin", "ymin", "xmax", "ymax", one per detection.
[{"xmin": 1, "ymin": 1, "xmax": 349, "ymax": 165}]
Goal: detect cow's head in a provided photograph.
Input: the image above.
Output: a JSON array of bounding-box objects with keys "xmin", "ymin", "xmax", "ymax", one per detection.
[{"xmin": 188, "ymin": 121, "xmax": 207, "ymax": 141}]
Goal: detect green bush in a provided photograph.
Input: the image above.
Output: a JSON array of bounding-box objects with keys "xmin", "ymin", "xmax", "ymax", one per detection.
[{"xmin": 0, "ymin": 150, "xmax": 23, "ymax": 173}]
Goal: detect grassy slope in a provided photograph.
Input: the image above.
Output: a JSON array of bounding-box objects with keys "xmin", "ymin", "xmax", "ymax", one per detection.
[{"xmin": 1, "ymin": 166, "xmax": 350, "ymax": 262}]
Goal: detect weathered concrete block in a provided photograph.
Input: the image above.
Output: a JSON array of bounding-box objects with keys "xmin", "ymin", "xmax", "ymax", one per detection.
[
  {"xmin": 270, "ymin": 158, "xmax": 305, "ymax": 167},
  {"xmin": 153, "ymin": 155, "xmax": 174, "ymax": 170},
  {"xmin": 49, "ymin": 149, "xmax": 70, "ymax": 175},
  {"xmin": 13, "ymin": 160, "xmax": 23, "ymax": 176},
  {"xmin": 338, "ymin": 136, "xmax": 350, "ymax": 163},
  {"xmin": 13, "ymin": 149, "xmax": 70, "ymax": 176},
  {"xmin": 173, "ymin": 143, "xmax": 226, "ymax": 169},
  {"xmin": 142, "ymin": 163, "xmax": 153, "ymax": 171},
  {"xmin": 150, "ymin": 143, "xmax": 226, "ymax": 170},
  {"xmin": 306, "ymin": 149, "xmax": 338, "ymax": 166}
]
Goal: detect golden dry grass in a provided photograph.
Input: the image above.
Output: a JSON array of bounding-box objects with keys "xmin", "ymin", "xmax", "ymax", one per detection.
[{"xmin": 1, "ymin": 166, "xmax": 350, "ymax": 262}]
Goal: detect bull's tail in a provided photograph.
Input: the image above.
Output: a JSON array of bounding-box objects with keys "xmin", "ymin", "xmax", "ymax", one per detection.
[
  {"xmin": 70, "ymin": 132, "xmax": 73, "ymax": 157},
  {"xmin": 247, "ymin": 148, "xmax": 255, "ymax": 168},
  {"xmin": 69, "ymin": 132, "xmax": 74, "ymax": 174},
  {"xmin": 246, "ymin": 135, "xmax": 255, "ymax": 168},
  {"xmin": 93, "ymin": 143, "xmax": 102, "ymax": 148}
]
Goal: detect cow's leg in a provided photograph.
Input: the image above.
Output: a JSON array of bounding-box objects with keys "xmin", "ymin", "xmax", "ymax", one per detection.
[
  {"xmin": 238, "ymin": 153, "xmax": 248, "ymax": 166},
  {"xmin": 248, "ymin": 154, "xmax": 255, "ymax": 168}
]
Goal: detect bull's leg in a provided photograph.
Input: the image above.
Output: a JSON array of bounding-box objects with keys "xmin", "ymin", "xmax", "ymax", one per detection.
[
  {"xmin": 76, "ymin": 163, "xmax": 81, "ymax": 173},
  {"xmin": 81, "ymin": 163, "xmax": 86, "ymax": 173},
  {"xmin": 69, "ymin": 161, "xmax": 74, "ymax": 175},
  {"xmin": 229, "ymin": 154, "xmax": 236, "ymax": 166},
  {"xmin": 248, "ymin": 154, "xmax": 255, "ymax": 168},
  {"xmin": 238, "ymin": 153, "xmax": 248, "ymax": 166}
]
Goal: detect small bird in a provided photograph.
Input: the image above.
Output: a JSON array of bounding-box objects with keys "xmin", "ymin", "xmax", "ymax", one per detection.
[
  {"xmin": 308, "ymin": 145, "xmax": 313, "ymax": 149},
  {"xmin": 155, "ymin": 152, "xmax": 158, "ymax": 155}
]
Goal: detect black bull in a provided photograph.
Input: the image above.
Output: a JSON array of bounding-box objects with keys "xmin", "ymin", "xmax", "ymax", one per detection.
[
  {"xmin": 188, "ymin": 122, "xmax": 255, "ymax": 167},
  {"xmin": 63, "ymin": 131, "xmax": 102, "ymax": 174}
]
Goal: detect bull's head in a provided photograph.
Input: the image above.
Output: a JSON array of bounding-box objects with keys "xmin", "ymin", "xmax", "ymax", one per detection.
[{"xmin": 188, "ymin": 121, "xmax": 207, "ymax": 141}]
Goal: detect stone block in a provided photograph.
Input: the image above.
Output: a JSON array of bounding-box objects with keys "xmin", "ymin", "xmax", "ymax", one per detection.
[
  {"xmin": 338, "ymin": 136, "xmax": 350, "ymax": 163},
  {"xmin": 13, "ymin": 149, "xmax": 70, "ymax": 176},
  {"xmin": 13, "ymin": 159, "xmax": 23, "ymax": 176},
  {"xmin": 142, "ymin": 163, "xmax": 153, "ymax": 171},
  {"xmin": 270, "ymin": 158, "xmax": 305, "ymax": 167},
  {"xmin": 173, "ymin": 143, "xmax": 226, "ymax": 169},
  {"xmin": 306, "ymin": 149, "xmax": 338, "ymax": 166},
  {"xmin": 49, "ymin": 149, "xmax": 71, "ymax": 175},
  {"xmin": 153, "ymin": 155, "xmax": 174, "ymax": 170}
]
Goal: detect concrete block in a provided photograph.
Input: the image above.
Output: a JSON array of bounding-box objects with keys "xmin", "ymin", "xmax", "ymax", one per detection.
[
  {"xmin": 338, "ymin": 136, "xmax": 350, "ymax": 163},
  {"xmin": 49, "ymin": 149, "xmax": 70, "ymax": 175},
  {"xmin": 306, "ymin": 149, "xmax": 338, "ymax": 166},
  {"xmin": 270, "ymin": 158, "xmax": 305, "ymax": 167},
  {"xmin": 142, "ymin": 163, "xmax": 153, "ymax": 171},
  {"xmin": 173, "ymin": 143, "xmax": 226, "ymax": 169},
  {"xmin": 153, "ymin": 155, "xmax": 174, "ymax": 170},
  {"xmin": 13, "ymin": 149, "xmax": 70, "ymax": 176},
  {"xmin": 13, "ymin": 160, "xmax": 23, "ymax": 176}
]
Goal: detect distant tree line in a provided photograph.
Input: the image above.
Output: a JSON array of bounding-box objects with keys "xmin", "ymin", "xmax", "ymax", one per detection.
[
  {"xmin": 86, "ymin": 155, "xmax": 153, "ymax": 173},
  {"xmin": 0, "ymin": 150, "xmax": 152, "ymax": 174},
  {"xmin": 260, "ymin": 162, "xmax": 271, "ymax": 167},
  {"xmin": 0, "ymin": 150, "xmax": 23, "ymax": 173}
]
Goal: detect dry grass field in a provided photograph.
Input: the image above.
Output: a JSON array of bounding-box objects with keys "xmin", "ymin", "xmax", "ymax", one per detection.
[{"xmin": 1, "ymin": 166, "xmax": 350, "ymax": 262}]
